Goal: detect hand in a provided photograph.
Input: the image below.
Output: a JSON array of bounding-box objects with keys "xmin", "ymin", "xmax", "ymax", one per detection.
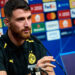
[{"xmin": 36, "ymin": 56, "xmax": 56, "ymax": 75}]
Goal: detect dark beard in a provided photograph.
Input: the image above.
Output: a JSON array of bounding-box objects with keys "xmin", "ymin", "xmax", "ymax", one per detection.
[{"xmin": 9, "ymin": 23, "xmax": 31, "ymax": 40}]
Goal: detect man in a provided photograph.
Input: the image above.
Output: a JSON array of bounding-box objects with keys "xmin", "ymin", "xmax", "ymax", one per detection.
[{"xmin": 0, "ymin": 0, "xmax": 56, "ymax": 75}]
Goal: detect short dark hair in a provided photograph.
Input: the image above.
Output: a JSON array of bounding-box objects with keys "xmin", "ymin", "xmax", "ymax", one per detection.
[{"xmin": 4, "ymin": 0, "xmax": 30, "ymax": 18}]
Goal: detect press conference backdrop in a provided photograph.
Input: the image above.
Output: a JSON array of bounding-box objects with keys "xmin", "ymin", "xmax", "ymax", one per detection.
[{"xmin": 0, "ymin": 0, "xmax": 75, "ymax": 75}]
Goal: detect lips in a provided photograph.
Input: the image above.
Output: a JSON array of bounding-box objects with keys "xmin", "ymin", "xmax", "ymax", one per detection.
[
  {"xmin": 24, "ymin": 30, "xmax": 29, "ymax": 33},
  {"xmin": 22, "ymin": 27, "xmax": 31, "ymax": 33},
  {"xmin": 23, "ymin": 29, "xmax": 31, "ymax": 33}
]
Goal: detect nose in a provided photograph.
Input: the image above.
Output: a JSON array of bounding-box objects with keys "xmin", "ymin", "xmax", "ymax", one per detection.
[{"xmin": 24, "ymin": 19, "xmax": 29, "ymax": 26}]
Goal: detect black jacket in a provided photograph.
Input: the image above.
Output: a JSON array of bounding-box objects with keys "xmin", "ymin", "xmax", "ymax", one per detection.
[{"xmin": 0, "ymin": 33, "xmax": 47, "ymax": 75}]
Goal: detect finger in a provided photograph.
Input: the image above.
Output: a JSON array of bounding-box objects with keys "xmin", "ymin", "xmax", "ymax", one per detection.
[
  {"xmin": 42, "ymin": 67, "xmax": 54, "ymax": 72},
  {"xmin": 37, "ymin": 56, "xmax": 56, "ymax": 64},
  {"xmin": 44, "ymin": 63, "xmax": 56, "ymax": 68},
  {"xmin": 42, "ymin": 56, "xmax": 54, "ymax": 60},
  {"xmin": 36, "ymin": 62, "xmax": 56, "ymax": 68}
]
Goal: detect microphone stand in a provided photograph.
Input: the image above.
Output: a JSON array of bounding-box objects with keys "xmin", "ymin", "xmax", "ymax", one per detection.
[
  {"xmin": 28, "ymin": 64, "xmax": 48, "ymax": 75},
  {"xmin": 46, "ymin": 49, "xmax": 67, "ymax": 75}
]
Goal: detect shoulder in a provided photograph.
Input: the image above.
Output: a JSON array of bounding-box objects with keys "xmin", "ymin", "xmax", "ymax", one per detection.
[
  {"xmin": 0, "ymin": 34, "xmax": 6, "ymax": 43},
  {"xmin": 30, "ymin": 35, "xmax": 47, "ymax": 55},
  {"xmin": 30, "ymin": 35, "xmax": 43, "ymax": 45},
  {"xmin": 0, "ymin": 34, "xmax": 7, "ymax": 50}
]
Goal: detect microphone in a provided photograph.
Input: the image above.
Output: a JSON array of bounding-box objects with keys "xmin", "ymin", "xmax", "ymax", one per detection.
[
  {"xmin": 28, "ymin": 64, "xmax": 48, "ymax": 75},
  {"xmin": 29, "ymin": 35, "xmax": 67, "ymax": 75},
  {"xmin": 46, "ymin": 48, "xmax": 67, "ymax": 75},
  {"xmin": 55, "ymin": 61, "xmax": 67, "ymax": 75}
]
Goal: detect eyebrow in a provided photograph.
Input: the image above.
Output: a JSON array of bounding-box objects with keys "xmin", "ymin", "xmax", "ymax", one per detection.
[
  {"xmin": 16, "ymin": 15, "xmax": 32, "ymax": 20},
  {"xmin": 16, "ymin": 17, "xmax": 25, "ymax": 20}
]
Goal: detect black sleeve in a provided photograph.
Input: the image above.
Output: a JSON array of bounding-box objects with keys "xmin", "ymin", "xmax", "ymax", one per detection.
[{"xmin": 0, "ymin": 46, "xmax": 6, "ymax": 71}]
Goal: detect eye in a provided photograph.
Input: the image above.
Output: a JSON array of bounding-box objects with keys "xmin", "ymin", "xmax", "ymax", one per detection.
[{"xmin": 27, "ymin": 15, "xmax": 31, "ymax": 20}]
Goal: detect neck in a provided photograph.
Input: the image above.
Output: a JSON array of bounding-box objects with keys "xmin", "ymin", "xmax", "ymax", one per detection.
[{"xmin": 8, "ymin": 31, "xmax": 25, "ymax": 46}]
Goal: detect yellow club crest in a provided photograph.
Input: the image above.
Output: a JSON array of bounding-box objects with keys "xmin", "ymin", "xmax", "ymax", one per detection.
[
  {"xmin": 28, "ymin": 52, "xmax": 36, "ymax": 64},
  {"xmin": 9, "ymin": 59, "xmax": 14, "ymax": 63}
]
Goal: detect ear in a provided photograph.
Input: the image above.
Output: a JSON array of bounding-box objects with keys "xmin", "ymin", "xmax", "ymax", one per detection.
[{"xmin": 3, "ymin": 18, "xmax": 10, "ymax": 27}]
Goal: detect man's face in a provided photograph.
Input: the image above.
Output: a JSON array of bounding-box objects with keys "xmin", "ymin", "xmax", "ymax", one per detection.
[{"xmin": 8, "ymin": 9, "xmax": 32, "ymax": 40}]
